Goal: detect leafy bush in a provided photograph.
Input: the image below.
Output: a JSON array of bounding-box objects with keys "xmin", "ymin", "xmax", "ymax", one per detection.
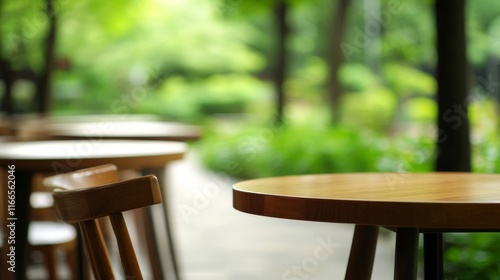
[
  {"xmin": 383, "ymin": 64, "xmax": 436, "ymax": 97},
  {"xmin": 341, "ymin": 86, "xmax": 397, "ymax": 131},
  {"xmin": 444, "ymin": 233, "xmax": 500, "ymax": 279},
  {"xmin": 339, "ymin": 63, "xmax": 378, "ymax": 93},
  {"xmin": 136, "ymin": 74, "xmax": 271, "ymax": 121},
  {"xmin": 196, "ymin": 122, "xmax": 434, "ymax": 179}
]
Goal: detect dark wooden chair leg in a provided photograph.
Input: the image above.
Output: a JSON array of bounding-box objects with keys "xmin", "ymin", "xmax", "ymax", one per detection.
[
  {"xmin": 345, "ymin": 225, "xmax": 379, "ymax": 280},
  {"xmin": 394, "ymin": 227, "xmax": 419, "ymax": 280}
]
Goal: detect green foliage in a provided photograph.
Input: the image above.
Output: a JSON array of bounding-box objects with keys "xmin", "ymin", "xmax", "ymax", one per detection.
[
  {"xmin": 383, "ymin": 64, "xmax": 436, "ymax": 97},
  {"xmin": 444, "ymin": 233, "xmax": 500, "ymax": 279},
  {"xmin": 384, "ymin": 0, "xmax": 434, "ymax": 64},
  {"xmin": 138, "ymin": 74, "xmax": 272, "ymax": 121},
  {"xmin": 376, "ymin": 136, "xmax": 434, "ymax": 172},
  {"xmin": 45, "ymin": 0, "xmax": 269, "ymax": 117},
  {"xmin": 1, "ymin": 1, "xmax": 49, "ymax": 70},
  {"xmin": 466, "ymin": 0, "xmax": 500, "ymax": 64},
  {"xmin": 197, "ymin": 122, "xmax": 435, "ymax": 179},
  {"xmin": 339, "ymin": 63, "xmax": 378, "ymax": 92},
  {"xmin": 341, "ymin": 86, "xmax": 396, "ymax": 130},
  {"xmin": 286, "ymin": 57, "xmax": 327, "ymax": 105},
  {"xmin": 405, "ymin": 97, "xmax": 437, "ymax": 122}
]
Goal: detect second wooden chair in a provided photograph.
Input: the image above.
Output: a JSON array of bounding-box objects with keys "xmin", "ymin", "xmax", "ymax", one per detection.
[{"xmin": 43, "ymin": 164, "xmax": 162, "ymax": 280}]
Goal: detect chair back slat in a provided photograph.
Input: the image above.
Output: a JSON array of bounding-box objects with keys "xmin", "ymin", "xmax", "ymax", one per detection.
[
  {"xmin": 79, "ymin": 220, "xmax": 115, "ymax": 280},
  {"xmin": 109, "ymin": 213, "xmax": 142, "ymax": 278}
]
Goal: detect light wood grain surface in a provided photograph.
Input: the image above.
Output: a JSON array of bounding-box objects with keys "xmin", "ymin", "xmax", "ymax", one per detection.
[{"xmin": 233, "ymin": 173, "xmax": 500, "ymax": 229}]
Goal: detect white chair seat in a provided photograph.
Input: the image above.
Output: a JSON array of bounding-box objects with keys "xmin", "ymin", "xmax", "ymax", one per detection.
[
  {"xmin": 29, "ymin": 221, "xmax": 77, "ymax": 246},
  {"xmin": 31, "ymin": 191, "xmax": 54, "ymax": 209}
]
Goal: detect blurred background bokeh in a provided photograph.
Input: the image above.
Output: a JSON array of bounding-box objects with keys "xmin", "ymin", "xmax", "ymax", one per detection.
[{"xmin": 2, "ymin": 0, "xmax": 500, "ymax": 277}]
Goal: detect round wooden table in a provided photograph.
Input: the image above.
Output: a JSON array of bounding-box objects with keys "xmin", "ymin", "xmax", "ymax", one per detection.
[
  {"xmin": 233, "ymin": 172, "xmax": 500, "ymax": 279},
  {"xmin": 0, "ymin": 140, "xmax": 186, "ymax": 280},
  {"xmin": 13, "ymin": 118, "xmax": 200, "ymax": 279}
]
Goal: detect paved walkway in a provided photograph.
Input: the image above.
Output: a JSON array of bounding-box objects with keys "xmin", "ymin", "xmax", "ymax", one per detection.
[{"xmin": 167, "ymin": 151, "xmax": 397, "ymax": 280}]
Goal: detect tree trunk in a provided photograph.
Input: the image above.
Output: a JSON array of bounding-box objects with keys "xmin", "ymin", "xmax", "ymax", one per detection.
[
  {"xmin": 36, "ymin": 0, "xmax": 57, "ymax": 115},
  {"xmin": 426, "ymin": 1, "xmax": 470, "ymax": 278},
  {"xmin": 273, "ymin": 0, "xmax": 288, "ymax": 125},
  {"xmin": 0, "ymin": 0, "xmax": 13, "ymax": 115},
  {"xmin": 435, "ymin": 0, "xmax": 471, "ymax": 172},
  {"xmin": 0, "ymin": 61, "xmax": 14, "ymax": 115},
  {"xmin": 326, "ymin": 0, "xmax": 351, "ymax": 125}
]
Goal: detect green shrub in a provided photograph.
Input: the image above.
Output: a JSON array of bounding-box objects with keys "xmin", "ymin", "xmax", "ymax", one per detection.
[
  {"xmin": 383, "ymin": 64, "xmax": 436, "ymax": 97},
  {"xmin": 152, "ymin": 74, "xmax": 270, "ymax": 121},
  {"xmin": 196, "ymin": 123, "xmax": 435, "ymax": 179},
  {"xmin": 339, "ymin": 63, "xmax": 378, "ymax": 93},
  {"xmin": 444, "ymin": 233, "xmax": 500, "ymax": 279}
]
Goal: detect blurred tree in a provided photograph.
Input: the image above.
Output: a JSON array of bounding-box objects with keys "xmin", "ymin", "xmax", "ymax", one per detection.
[
  {"xmin": 427, "ymin": 0, "xmax": 471, "ymax": 279},
  {"xmin": 273, "ymin": 0, "xmax": 289, "ymax": 125},
  {"xmin": 36, "ymin": 0, "xmax": 56, "ymax": 115},
  {"xmin": 435, "ymin": 0, "xmax": 470, "ymax": 171},
  {"xmin": 0, "ymin": 1, "xmax": 38, "ymax": 114},
  {"xmin": 326, "ymin": 0, "xmax": 351, "ymax": 125}
]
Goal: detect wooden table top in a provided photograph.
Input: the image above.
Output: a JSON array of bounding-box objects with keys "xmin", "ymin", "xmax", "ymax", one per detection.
[
  {"xmin": 233, "ymin": 173, "xmax": 500, "ymax": 229},
  {"xmin": 18, "ymin": 120, "xmax": 202, "ymax": 141},
  {"xmin": 46, "ymin": 121, "xmax": 202, "ymax": 141},
  {"xmin": 0, "ymin": 140, "xmax": 187, "ymax": 171}
]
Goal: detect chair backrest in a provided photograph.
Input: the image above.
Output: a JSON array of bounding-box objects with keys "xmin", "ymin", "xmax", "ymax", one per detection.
[{"xmin": 43, "ymin": 164, "xmax": 162, "ymax": 280}]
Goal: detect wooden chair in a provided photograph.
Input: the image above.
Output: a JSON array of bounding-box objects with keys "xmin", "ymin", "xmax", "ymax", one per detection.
[
  {"xmin": 43, "ymin": 164, "xmax": 162, "ymax": 280},
  {"xmin": 0, "ymin": 170, "xmax": 77, "ymax": 280},
  {"xmin": 27, "ymin": 222, "xmax": 78, "ymax": 279},
  {"xmin": 0, "ymin": 221, "xmax": 77, "ymax": 280}
]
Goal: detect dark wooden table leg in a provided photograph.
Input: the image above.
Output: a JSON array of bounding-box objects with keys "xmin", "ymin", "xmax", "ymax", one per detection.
[
  {"xmin": 345, "ymin": 225, "xmax": 379, "ymax": 280},
  {"xmin": 395, "ymin": 227, "xmax": 419, "ymax": 280},
  {"xmin": 423, "ymin": 233, "xmax": 443, "ymax": 280}
]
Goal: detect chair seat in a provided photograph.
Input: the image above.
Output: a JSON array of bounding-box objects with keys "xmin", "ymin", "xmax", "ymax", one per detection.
[
  {"xmin": 31, "ymin": 191, "xmax": 54, "ymax": 209},
  {"xmin": 1, "ymin": 222, "xmax": 77, "ymax": 247},
  {"xmin": 29, "ymin": 221, "xmax": 77, "ymax": 246}
]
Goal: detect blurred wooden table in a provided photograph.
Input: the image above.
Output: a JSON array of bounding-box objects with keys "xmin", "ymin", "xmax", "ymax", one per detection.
[
  {"xmin": 45, "ymin": 120, "xmax": 202, "ymax": 142},
  {"xmin": 0, "ymin": 140, "xmax": 186, "ymax": 280},
  {"xmin": 233, "ymin": 173, "xmax": 500, "ymax": 280},
  {"xmin": 10, "ymin": 114, "xmax": 201, "ymax": 142},
  {"xmin": 12, "ymin": 116, "xmax": 200, "ymax": 280}
]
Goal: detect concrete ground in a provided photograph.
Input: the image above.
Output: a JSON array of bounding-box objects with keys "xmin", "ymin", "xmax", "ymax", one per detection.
[
  {"xmin": 168, "ymin": 151, "xmax": 397, "ymax": 280},
  {"xmin": 28, "ymin": 150, "xmax": 400, "ymax": 279}
]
